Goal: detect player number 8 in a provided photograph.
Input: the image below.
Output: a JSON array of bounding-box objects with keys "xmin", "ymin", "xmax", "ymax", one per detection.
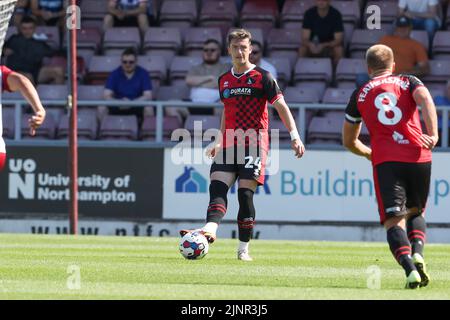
[{"xmin": 374, "ymin": 92, "xmax": 402, "ymax": 125}]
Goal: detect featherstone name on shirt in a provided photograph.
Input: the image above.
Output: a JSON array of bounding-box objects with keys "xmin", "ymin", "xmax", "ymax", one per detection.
[{"xmin": 358, "ymin": 77, "xmax": 410, "ymax": 102}]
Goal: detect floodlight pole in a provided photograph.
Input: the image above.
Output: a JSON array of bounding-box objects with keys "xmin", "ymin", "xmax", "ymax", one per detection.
[{"xmin": 67, "ymin": 0, "xmax": 78, "ymax": 235}]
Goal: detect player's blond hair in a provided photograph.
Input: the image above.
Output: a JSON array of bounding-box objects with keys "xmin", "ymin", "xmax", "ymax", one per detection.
[
  {"xmin": 366, "ymin": 44, "xmax": 394, "ymax": 72},
  {"xmin": 227, "ymin": 29, "xmax": 252, "ymax": 46}
]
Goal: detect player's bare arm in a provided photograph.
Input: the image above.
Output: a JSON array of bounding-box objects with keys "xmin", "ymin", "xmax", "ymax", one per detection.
[
  {"xmin": 414, "ymin": 86, "xmax": 439, "ymax": 150},
  {"xmin": 273, "ymin": 97, "xmax": 305, "ymax": 158},
  {"xmin": 342, "ymin": 121, "xmax": 372, "ymax": 161},
  {"xmin": 6, "ymin": 71, "xmax": 46, "ymax": 136}
]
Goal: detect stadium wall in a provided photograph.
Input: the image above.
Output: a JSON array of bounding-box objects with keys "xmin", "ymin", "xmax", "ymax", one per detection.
[{"xmin": 1, "ymin": 146, "xmax": 450, "ymax": 242}]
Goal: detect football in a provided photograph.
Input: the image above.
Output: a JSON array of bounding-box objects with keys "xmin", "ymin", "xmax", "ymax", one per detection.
[{"xmin": 179, "ymin": 231, "xmax": 209, "ymax": 260}]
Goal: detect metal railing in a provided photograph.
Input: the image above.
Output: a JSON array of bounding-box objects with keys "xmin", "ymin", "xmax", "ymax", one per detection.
[{"xmin": 3, "ymin": 99, "xmax": 450, "ymax": 149}]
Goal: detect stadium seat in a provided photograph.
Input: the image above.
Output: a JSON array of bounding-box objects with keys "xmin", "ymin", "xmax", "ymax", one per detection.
[
  {"xmin": 349, "ymin": 29, "xmax": 386, "ymax": 58},
  {"xmin": 432, "ymin": 31, "xmax": 450, "ymax": 60},
  {"xmin": 142, "ymin": 27, "xmax": 182, "ymax": 65},
  {"xmin": 103, "ymin": 27, "xmax": 141, "ymax": 56},
  {"xmin": 63, "ymin": 27, "xmax": 102, "ymax": 54},
  {"xmin": 241, "ymin": 28, "xmax": 264, "ymax": 48},
  {"xmin": 334, "ymin": 0, "xmax": 361, "ymax": 26},
  {"xmin": 78, "ymin": 85, "xmax": 105, "ymax": 101},
  {"xmin": 159, "ymin": 0, "xmax": 198, "ymax": 30},
  {"xmin": 294, "ymin": 58, "xmax": 333, "ymax": 85},
  {"xmin": 2, "ymin": 107, "xmax": 14, "ymax": 139},
  {"xmin": 266, "ymin": 28, "xmax": 302, "ymax": 68},
  {"xmin": 240, "ymin": 0, "xmax": 278, "ymax": 34},
  {"xmin": 422, "ymin": 60, "xmax": 450, "ymax": 85},
  {"xmin": 156, "ymin": 85, "xmax": 190, "ymax": 101},
  {"xmin": 79, "ymin": 0, "xmax": 108, "ymax": 29},
  {"xmin": 37, "ymin": 84, "xmax": 69, "ymax": 100},
  {"xmin": 294, "ymin": 82, "xmax": 328, "ymax": 100},
  {"xmin": 269, "ymin": 119, "xmax": 290, "ymax": 142},
  {"xmin": 169, "ymin": 56, "xmax": 202, "ymax": 86},
  {"xmin": 307, "ymin": 113, "xmax": 343, "ymax": 145},
  {"xmin": 57, "ymin": 113, "xmax": 98, "ymax": 140},
  {"xmin": 141, "ymin": 115, "xmax": 183, "ymax": 140},
  {"xmin": 1, "ymin": 90, "xmax": 23, "ymax": 108},
  {"xmin": 322, "ymin": 88, "xmax": 354, "ymax": 104},
  {"xmin": 35, "ymin": 26, "xmax": 60, "ymax": 50},
  {"xmin": 184, "ymin": 115, "xmax": 221, "ymax": 139},
  {"xmin": 99, "ymin": 115, "xmax": 139, "ymax": 141},
  {"xmin": 86, "ymin": 55, "xmax": 121, "ymax": 85},
  {"xmin": 21, "ymin": 112, "xmax": 56, "ymax": 140},
  {"xmin": 184, "ymin": 27, "xmax": 223, "ymax": 57},
  {"xmin": 280, "ymin": 0, "xmax": 315, "ymax": 29},
  {"xmin": 335, "ymin": 58, "xmax": 366, "ymax": 88},
  {"xmin": 410, "ymin": 30, "xmax": 429, "ymax": 52},
  {"xmin": 284, "ymin": 86, "xmax": 320, "ymax": 104},
  {"xmin": 199, "ymin": 0, "xmax": 238, "ymax": 37},
  {"xmin": 137, "ymin": 55, "xmax": 168, "ymax": 91},
  {"xmin": 46, "ymin": 55, "xmax": 86, "ymax": 80},
  {"xmin": 264, "ymin": 57, "xmax": 292, "ymax": 89}
]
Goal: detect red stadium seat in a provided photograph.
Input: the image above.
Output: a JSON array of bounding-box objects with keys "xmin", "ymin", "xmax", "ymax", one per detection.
[
  {"xmin": 99, "ymin": 115, "xmax": 139, "ymax": 141},
  {"xmin": 169, "ymin": 56, "xmax": 203, "ymax": 86},
  {"xmin": 159, "ymin": 0, "xmax": 198, "ymax": 29},
  {"xmin": 432, "ymin": 31, "xmax": 450, "ymax": 60},
  {"xmin": 335, "ymin": 58, "xmax": 367, "ymax": 88},
  {"xmin": 280, "ymin": 0, "xmax": 315, "ymax": 29},
  {"xmin": 143, "ymin": 27, "xmax": 182, "ymax": 65},
  {"xmin": 141, "ymin": 116, "xmax": 183, "ymax": 140},
  {"xmin": 264, "ymin": 57, "xmax": 292, "ymax": 89},
  {"xmin": 240, "ymin": 0, "xmax": 278, "ymax": 34},
  {"xmin": 184, "ymin": 27, "xmax": 223, "ymax": 57},
  {"xmin": 57, "ymin": 113, "xmax": 98, "ymax": 140},
  {"xmin": 349, "ymin": 29, "xmax": 387, "ymax": 58},
  {"xmin": 266, "ymin": 28, "xmax": 302, "ymax": 68},
  {"xmin": 103, "ymin": 27, "xmax": 141, "ymax": 56},
  {"xmin": 294, "ymin": 58, "xmax": 333, "ymax": 84}
]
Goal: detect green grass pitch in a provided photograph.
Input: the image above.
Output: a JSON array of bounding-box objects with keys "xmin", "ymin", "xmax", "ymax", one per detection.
[{"xmin": 0, "ymin": 233, "xmax": 449, "ymax": 300}]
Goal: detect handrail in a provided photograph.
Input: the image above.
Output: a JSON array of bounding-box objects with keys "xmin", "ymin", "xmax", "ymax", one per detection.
[{"xmin": 3, "ymin": 99, "xmax": 450, "ymax": 148}]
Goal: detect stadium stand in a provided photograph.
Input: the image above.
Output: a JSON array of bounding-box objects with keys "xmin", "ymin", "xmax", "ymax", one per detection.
[
  {"xmin": 7, "ymin": 0, "xmax": 449, "ymax": 144},
  {"xmin": 57, "ymin": 112, "xmax": 98, "ymax": 140},
  {"xmin": 141, "ymin": 115, "xmax": 182, "ymax": 141},
  {"xmin": 99, "ymin": 115, "xmax": 139, "ymax": 141}
]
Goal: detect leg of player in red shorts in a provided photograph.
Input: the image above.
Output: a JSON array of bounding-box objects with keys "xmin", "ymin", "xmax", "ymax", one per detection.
[{"xmin": 0, "ymin": 153, "xmax": 6, "ymax": 172}]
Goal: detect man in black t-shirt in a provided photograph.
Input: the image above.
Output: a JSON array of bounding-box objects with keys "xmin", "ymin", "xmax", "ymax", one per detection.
[{"xmin": 299, "ymin": 0, "xmax": 344, "ymax": 68}]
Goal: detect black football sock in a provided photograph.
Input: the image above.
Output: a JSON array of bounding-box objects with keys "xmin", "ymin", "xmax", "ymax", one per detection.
[
  {"xmin": 206, "ymin": 180, "xmax": 229, "ymax": 224},
  {"xmin": 407, "ymin": 215, "xmax": 426, "ymax": 257},
  {"xmin": 237, "ymin": 188, "xmax": 256, "ymax": 243},
  {"xmin": 387, "ymin": 226, "xmax": 416, "ymax": 276}
]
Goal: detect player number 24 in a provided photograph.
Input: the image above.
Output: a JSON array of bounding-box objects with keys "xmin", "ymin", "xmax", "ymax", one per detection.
[{"xmin": 374, "ymin": 92, "xmax": 402, "ymax": 126}]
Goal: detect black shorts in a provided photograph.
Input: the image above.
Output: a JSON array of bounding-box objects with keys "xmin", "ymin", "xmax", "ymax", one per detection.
[
  {"xmin": 210, "ymin": 145, "xmax": 267, "ymax": 185},
  {"xmin": 114, "ymin": 15, "xmax": 138, "ymax": 27},
  {"xmin": 373, "ymin": 161, "xmax": 431, "ymax": 224}
]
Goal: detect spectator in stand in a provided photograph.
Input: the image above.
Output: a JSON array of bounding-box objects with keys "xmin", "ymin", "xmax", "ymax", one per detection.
[
  {"xmin": 249, "ymin": 40, "xmax": 278, "ymax": 80},
  {"xmin": 103, "ymin": 0, "xmax": 150, "ymax": 35},
  {"xmin": 398, "ymin": 0, "xmax": 442, "ymax": 47},
  {"xmin": 299, "ymin": 0, "xmax": 344, "ymax": 69},
  {"xmin": 30, "ymin": 0, "xmax": 67, "ymax": 29},
  {"xmin": 185, "ymin": 39, "xmax": 230, "ymax": 114},
  {"xmin": 356, "ymin": 16, "xmax": 429, "ymax": 87},
  {"xmin": 100, "ymin": 48, "xmax": 153, "ymax": 122},
  {"xmin": 3, "ymin": 16, "xmax": 64, "ymax": 85},
  {"xmin": 12, "ymin": 0, "xmax": 30, "ymax": 27}
]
